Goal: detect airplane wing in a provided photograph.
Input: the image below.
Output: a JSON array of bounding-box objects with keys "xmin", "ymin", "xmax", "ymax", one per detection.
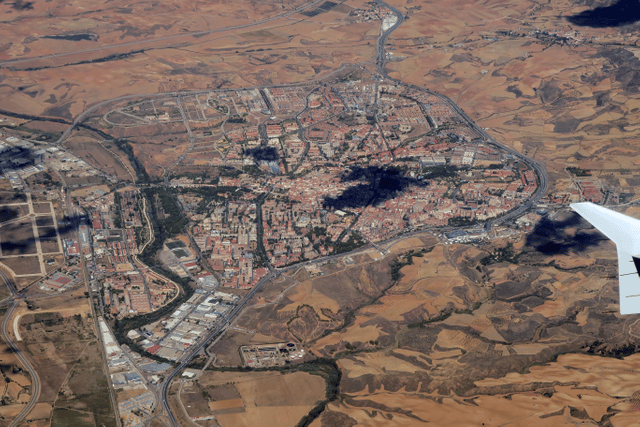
[{"xmin": 571, "ymin": 202, "xmax": 640, "ymax": 315}]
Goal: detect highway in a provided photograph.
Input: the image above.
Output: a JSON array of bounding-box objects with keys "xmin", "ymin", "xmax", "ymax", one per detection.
[
  {"xmin": 55, "ymin": 61, "xmax": 358, "ymax": 147},
  {"xmin": 374, "ymin": 0, "xmax": 405, "ymax": 74},
  {"xmin": 0, "ymin": 0, "xmax": 328, "ymax": 69},
  {"xmin": 158, "ymin": 270, "xmax": 278, "ymax": 426},
  {"xmin": 34, "ymin": 2, "xmax": 550, "ymax": 424},
  {"xmin": 0, "ymin": 270, "xmax": 41, "ymax": 427},
  {"xmin": 372, "ymin": 0, "xmax": 548, "ymax": 223},
  {"xmin": 154, "ymin": 3, "xmax": 548, "ymax": 424},
  {"xmin": 65, "ymin": 190, "xmax": 123, "ymax": 427}
]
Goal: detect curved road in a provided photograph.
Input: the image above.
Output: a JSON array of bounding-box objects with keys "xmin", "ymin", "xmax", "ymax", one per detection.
[
  {"xmin": 156, "ymin": 3, "xmax": 547, "ymax": 425},
  {"xmin": 373, "ymin": 0, "xmax": 548, "ymax": 219},
  {"xmin": 45, "ymin": 2, "xmax": 549, "ymax": 425},
  {"xmin": 56, "ymin": 62, "xmax": 357, "ymax": 147},
  {"xmin": 0, "ymin": 270, "xmax": 41, "ymax": 427},
  {"xmin": 0, "ymin": 0, "xmax": 328, "ymax": 69},
  {"xmin": 158, "ymin": 270, "xmax": 279, "ymax": 426}
]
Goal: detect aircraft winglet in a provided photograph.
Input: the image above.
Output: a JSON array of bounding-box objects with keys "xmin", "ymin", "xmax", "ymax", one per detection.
[{"xmin": 571, "ymin": 202, "xmax": 640, "ymax": 315}]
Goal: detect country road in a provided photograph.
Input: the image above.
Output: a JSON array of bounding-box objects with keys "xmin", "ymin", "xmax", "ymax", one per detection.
[
  {"xmin": 372, "ymin": 0, "xmax": 549, "ymax": 215},
  {"xmin": 156, "ymin": 3, "xmax": 547, "ymax": 425},
  {"xmin": 0, "ymin": 270, "xmax": 41, "ymax": 427},
  {"xmin": 0, "ymin": 1, "xmax": 553, "ymax": 425},
  {"xmin": 0, "ymin": 0, "xmax": 328, "ymax": 69}
]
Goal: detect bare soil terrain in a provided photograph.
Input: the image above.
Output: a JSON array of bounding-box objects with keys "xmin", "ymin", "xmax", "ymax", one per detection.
[
  {"xmin": 0, "ymin": 0, "xmax": 376, "ymax": 119},
  {"xmin": 215, "ymin": 213, "xmax": 640, "ymax": 425},
  {"xmin": 2, "ymin": 0, "xmax": 640, "ymax": 426},
  {"xmin": 13, "ymin": 293, "xmax": 116, "ymax": 427},
  {"xmin": 0, "ymin": 221, "xmax": 37, "ymax": 256},
  {"xmin": 383, "ymin": 0, "xmax": 640, "ymax": 197},
  {"xmin": 0, "ymin": 256, "xmax": 40, "ymax": 276},
  {"xmin": 0, "ymin": 0, "xmax": 380, "ymax": 179},
  {"xmin": 323, "ymin": 353, "xmax": 640, "ymax": 426},
  {"xmin": 0, "ymin": 317, "xmax": 34, "ymax": 427},
  {"xmin": 65, "ymin": 137, "xmax": 135, "ymax": 182},
  {"xmin": 173, "ymin": 370, "xmax": 326, "ymax": 427}
]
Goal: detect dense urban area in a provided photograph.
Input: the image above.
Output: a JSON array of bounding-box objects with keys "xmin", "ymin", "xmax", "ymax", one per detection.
[{"xmin": 0, "ymin": 0, "xmax": 628, "ymax": 425}]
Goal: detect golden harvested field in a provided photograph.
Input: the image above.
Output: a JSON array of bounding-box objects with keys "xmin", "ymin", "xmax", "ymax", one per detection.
[
  {"xmin": 0, "ymin": 0, "xmax": 376, "ymax": 119},
  {"xmin": 208, "ymin": 399, "xmax": 244, "ymax": 411},
  {"xmin": 232, "ymin": 238, "xmax": 493, "ymax": 357},
  {"xmin": 176, "ymin": 370, "xmax": 326, "ymax": 427},
  {"xmin": 234, "ymin": 247, "xmax": 398, "ymax": 348},
  {"xmin": 3, "ymin": 0, "xmax": 640, "ymax": 426},
  {"xmin": 383, "ymin": 0, "xmax": 640, "ymax": 195},
  {"xmin": 0, "ymin": 256, "xmax": 41, "ymax": 276},
  {"xmin": 223, "ymin": 215, "xmax": 640, "ymax": 426},
  {"xmin": 13, "ymin": 294, "xmax": 116, "ymax": 427},
  {"xmin": 0, "ymin": 0, "xmax": 381, "ymax": 178},
  {"xmin": 279, "ymin": 276, "xmax": 343, "ymax": 320},
  {"xmin": 322, "ymin": 353, "xmax": 640, "ymax": 426},
  {"xmin": 65, "ymin": 137, "xmax": 135, "ymax": 182}
]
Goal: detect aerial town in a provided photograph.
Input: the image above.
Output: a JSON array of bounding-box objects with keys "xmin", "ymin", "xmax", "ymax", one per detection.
[
  {"xmin": 2, "ymin": 69, "xmax": 605, "ymax": 312},
  {"xmin": 0, "ymin": 0, "xmax": 638, "ymax": 423},
  {"xmin": 0, "ymin": 0, "xmax": 634, "ymax": 423},
  {"xmin": 108, "ymin": 72, "xmax": 547, "ymax": 272},
  {"xmin": 0, "ymin": 66, "xmax": 573, "ymax": 338}
]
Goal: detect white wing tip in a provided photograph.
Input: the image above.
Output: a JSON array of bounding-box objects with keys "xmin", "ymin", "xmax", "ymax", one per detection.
[{"xmin": 570, "ymin": 201, "xmax": 595, "ymax": 209}]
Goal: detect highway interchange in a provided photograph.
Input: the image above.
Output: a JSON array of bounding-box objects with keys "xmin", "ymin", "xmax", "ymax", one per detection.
[{"xmin": 0, "ymin": 271, "xmax": 41, "ymax": 427}]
